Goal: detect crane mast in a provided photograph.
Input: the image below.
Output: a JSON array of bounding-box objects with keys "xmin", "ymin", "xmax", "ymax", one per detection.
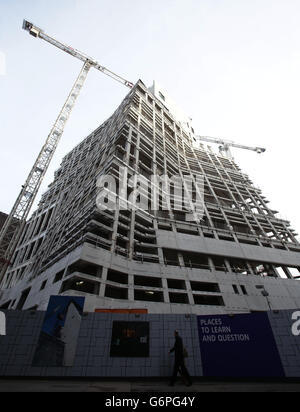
[{"xmin": 0, "ymin": 20, "xmax": 134, "ymax": 287}]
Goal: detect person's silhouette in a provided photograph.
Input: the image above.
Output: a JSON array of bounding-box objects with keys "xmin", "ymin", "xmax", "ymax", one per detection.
[{"xmin": 169, "ymin": 330, "xmax": 192, "ymax": 386}]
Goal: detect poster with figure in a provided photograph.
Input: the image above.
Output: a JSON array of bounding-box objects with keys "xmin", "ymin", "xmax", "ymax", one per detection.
[
  {"xmin": 32, "ymin": 295, "xmax": 85, "ymax": 367},
  {"xmin": 110, "ymin": 321, "xmax": 149, "ymax": 357}
]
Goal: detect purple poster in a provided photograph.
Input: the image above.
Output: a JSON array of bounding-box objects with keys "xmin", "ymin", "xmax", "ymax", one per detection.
[{"xmin": 197, "ymin": 312, "xmax": 284, "ymax": 377}]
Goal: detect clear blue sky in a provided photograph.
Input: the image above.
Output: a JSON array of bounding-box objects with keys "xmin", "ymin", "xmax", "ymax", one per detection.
[{"xmin": 1, "ymin": 0, "xmax": 300, "ymax": 238}]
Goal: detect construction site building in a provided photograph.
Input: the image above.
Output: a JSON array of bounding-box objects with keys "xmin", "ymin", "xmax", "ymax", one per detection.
[{"xmin": 1, "ymin": 80, "xmax": 300, "ymax": 314}]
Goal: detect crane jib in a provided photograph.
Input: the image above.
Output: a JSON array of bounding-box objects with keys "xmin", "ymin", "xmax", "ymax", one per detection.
[{"xmin": 0, "ymin": 20, "xmax": 135, "ymax": 287}]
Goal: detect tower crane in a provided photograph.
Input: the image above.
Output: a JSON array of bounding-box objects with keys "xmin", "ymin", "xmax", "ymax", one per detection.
[
  {"xmin": 0, "ymin": 20, "xmax": 134, "ymax": 287},
  {"xmin": 195, "ymin": 135, "xmax": 266, "ymax": 160}
]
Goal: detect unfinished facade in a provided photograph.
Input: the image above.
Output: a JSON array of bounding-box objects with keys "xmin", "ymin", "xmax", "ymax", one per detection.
[
  {"xmin": 0, "ymin": 213, "xmax": 7, "ymax": 232},
  {"xmin": 1, "ymin": 80, "xmax": 300, "ymax": 314}
]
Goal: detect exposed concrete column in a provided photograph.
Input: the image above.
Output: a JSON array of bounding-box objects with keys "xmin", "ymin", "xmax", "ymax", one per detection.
[
  {"xmin": 177, "ymin": 252, "xmax": 185, "ymax": 267},
  {"xmin": 246, "ymin": 262, "xmax": 255, "ymax": 276},
  {"xmin": 208, "ymin": 257, "xmax": 215, "ymax": 272},
  {"xmin": 99, "ymin": 267, "xmax": 108, "ymax": 297},
  {"xmin": 224, "ymin": 259, "xmax": 232, "ymax": 274},
  {"xmin": 282, "ymin": 266, "xmax": 293, "ymax": 279},
  {"xmin": 272, "ymin": 266, "xmax": 282, "ymax": 278},
  {"xmin": 153, "ymin": 219, "xmax": 165, "ymax": 265},
  {"xmin": 128, "ymin": 274, "xmax": 134, "ymax": 301},
  {"xmin": 162, "ymin": 278, "xmax": 170, "ymax": 303},
  {"xmin": 128, "ymin": 210, "xmax": 136, "ymax": 260},
  {"xmin": 186, "ymin": 285, "xmax": 194, "ymax": 305}
]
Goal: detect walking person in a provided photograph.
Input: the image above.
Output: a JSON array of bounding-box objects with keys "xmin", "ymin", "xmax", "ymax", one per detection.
[{"xmin": 169, "ymin": 330, "xmax": 192, "ymax": 386}]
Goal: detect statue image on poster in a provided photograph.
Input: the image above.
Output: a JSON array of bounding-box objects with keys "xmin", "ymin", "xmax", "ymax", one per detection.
[{"xmin": 32, "ymin": 295, "xmax": 85, "ymax": 367}]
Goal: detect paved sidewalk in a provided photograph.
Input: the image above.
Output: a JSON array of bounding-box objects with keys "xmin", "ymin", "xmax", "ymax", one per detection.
[{"xmin": 0, "ymin": 378, "xmax": 300, "ymax": 392}]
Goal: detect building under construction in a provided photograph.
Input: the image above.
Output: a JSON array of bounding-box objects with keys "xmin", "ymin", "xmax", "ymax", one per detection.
[
  {"xmin": 0, "ymin": 213, "xmax": 8, "ymax": 232},
  {"xmin": 1, "ymin": 80, "xmax": 300, "ymax": 314}
]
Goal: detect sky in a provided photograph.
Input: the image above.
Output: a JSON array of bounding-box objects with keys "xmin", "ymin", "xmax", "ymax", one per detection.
[{"xmin": 1, "ymin": 0, "xmax": 300, "ymax": 239}]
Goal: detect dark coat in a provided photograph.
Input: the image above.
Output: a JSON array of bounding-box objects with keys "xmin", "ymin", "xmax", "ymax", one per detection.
[{"xmin": 170, "ymin": 335, "xmax": 184, "ymax": 360}]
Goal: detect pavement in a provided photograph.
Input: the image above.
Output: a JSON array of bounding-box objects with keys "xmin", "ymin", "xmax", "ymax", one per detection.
[{"xmin": 0, "ymin": 378, "xmax": 300, "ymax": 392}]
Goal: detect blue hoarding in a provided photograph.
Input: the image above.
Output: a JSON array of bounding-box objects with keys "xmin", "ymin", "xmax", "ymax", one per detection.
[{"xmin": 197, "ymin": 312, "xmax": 284, "ymax": 377}]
